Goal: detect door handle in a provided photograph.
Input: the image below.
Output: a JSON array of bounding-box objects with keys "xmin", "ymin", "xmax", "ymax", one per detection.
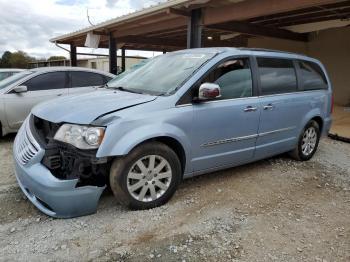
[
  {"xmin": 263, "ymin": 104, "xmax": 274, "ymax": 110},
  {"xmin": 244, "ymin": 106, "xmax": 258, "ymax": 112},
  {"xmin": 57, "ymin": 93, "xmax": 63, "ymax": 96}
]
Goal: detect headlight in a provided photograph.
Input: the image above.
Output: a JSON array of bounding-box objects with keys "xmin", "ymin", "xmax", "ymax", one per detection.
[{"xmin": 54, "ymin": 124, "xmax": 105, "ymax": 150}]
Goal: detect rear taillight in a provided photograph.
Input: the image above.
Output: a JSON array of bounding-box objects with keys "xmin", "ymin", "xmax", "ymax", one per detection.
[{"xmin": 331, "ymin": 94, "xmax": 334, "ymax": 114}]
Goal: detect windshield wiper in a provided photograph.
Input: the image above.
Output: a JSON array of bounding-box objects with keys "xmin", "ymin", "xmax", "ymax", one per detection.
[{"xmin": 113, "ymin": 86, "xmax": 143, "ymax": 94}]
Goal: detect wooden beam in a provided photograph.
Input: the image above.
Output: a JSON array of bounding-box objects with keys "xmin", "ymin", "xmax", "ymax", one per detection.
[
  {"xmin": 113, "ymin": 17, "xmax": 187, "ymax": 38},
  {"xmin": 250, "ymin": 2, "xmax": 350, "ymax": 24},
  {"xmin": 207, "ymin": 21, "xmax": 309, "ymax": 42},
  {"xmin": 203, "ymin": 0, "xmax": 343, "ymax": 25},
  {"xmin": 147, "ymin": 28, "xmax": 187, "ymax": 38},
  {"xmin": 260, "ymin": 11, "xmax": 350, "ymax": 27},
  {"xmin": 166, "ymin": 8, "xmax": 190, "ymax": 17},
  {"xmin": 92, "ymin": 30, "xmax": 109, "ymax": 36},
  {"xmin": 117, "ymin": 35, "xmax": 186, "ymax": 48},
  {"xmin": 264, "ymin": 13, "xmax": 350, "ymax": 27}
]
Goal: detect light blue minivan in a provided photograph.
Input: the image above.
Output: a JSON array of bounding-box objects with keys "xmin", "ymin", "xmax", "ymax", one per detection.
[{"xmin": 13, "ymin": 48, "xmax": 332, "ymax": 218}]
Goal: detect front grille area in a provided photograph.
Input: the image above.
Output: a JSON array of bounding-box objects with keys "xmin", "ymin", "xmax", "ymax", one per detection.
[
  {"xmin": 15, "ymin": 115, "xmax": 109, "ymax": 187},
  {"xmin": 14, "ymin": 118, "xmax": 41, "ymax": 165},
  {"xmin": 32, "ymin": 115, "xmax": 61, "ymax": 147}
]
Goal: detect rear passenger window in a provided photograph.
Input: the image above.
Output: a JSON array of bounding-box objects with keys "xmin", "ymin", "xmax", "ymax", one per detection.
[
  {"xmin": 257, "ymin": 58, "xmax": 297, "ymax": 95},
  {"xmin": 201, "ymin": 58, "xmax": 253, "ymax": 100},
  {"xmin": 298, "ymin": 61, "xmax": 328, "ymax": 90},
  {"xmin": 71, "ymin": 72, "xmax": 106, "ymax": 88}
]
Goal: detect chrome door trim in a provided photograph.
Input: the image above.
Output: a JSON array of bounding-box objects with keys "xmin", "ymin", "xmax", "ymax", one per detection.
[
  {"xmin": 201, "ymin": 134, "xmax": 258, "ymax": 147},
  {"xmin": 201, "ymin": 126, "xmax": 296, "ymax": 147},
  {"xmin": 258, "ymin": 126, "xmax": 296, "ymax": 137}
]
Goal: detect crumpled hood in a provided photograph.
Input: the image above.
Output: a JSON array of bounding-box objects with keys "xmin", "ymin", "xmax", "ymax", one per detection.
[{"xmin": 32, "ymin": 89, "xmax": 157, "ymax": 124}]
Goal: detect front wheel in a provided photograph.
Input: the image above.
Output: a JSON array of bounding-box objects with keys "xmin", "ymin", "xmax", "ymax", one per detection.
[
  {"xmin": 109, "ymin": 142, "xmax": 182, "ymax": 210},
  {"xmin": 290, "ymin": 120, "xmax": 320, "ymax": 161}
]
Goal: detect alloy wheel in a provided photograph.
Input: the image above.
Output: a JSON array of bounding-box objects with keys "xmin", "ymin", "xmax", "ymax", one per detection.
[
  {"xmin": 301, "ymin": 126, "xmax": 317, "ymax": 156},
  {"xmin": 126, "ymin": 155, "xmax": 172, "ymax": 202}
]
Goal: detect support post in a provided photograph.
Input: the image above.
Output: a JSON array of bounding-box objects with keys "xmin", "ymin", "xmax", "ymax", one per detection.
[
  {"xmin": 187, "ymin": 9, "xmax": 202, "ymax": 49},
  {"xmin": 121, "ymin": 47, "xmax": 126, "ymax": 72},
  {"xmin": 109, "ymin": 33, "xmax": 117, "ymax": 74},
  {"xmin": 70, "ymin": 44, "xmax": 77, "ymax": 67}
]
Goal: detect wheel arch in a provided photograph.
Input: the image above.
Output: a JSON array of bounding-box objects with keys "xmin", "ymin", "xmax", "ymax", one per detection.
[
  {"xmin": 300, "ymin": 108, "xmax": 323, "ymax": 133},
  {"xmin": 310, "ymin": 116, "xmax": 324, "ymax": 133},
  {"xmin": 97, "ymin": 124, "xmax": 192, "ymax": 174},
  {"xmin": 139, "ymin": 136, "xmax": 187, "ymax": 175}
]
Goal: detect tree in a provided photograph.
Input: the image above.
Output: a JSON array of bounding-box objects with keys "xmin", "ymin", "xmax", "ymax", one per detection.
[
  {"xmin": 9, "ymin": 51, "xmax": 35, "ymax": 68},
  {"xmin": 0, "ymin": 51, "xmax": 36, "ymax": 69},
  {"xmin": 0, "ymin": 51, "xmax": 12, "ymax": 68},
  {"xmin": 48, "ymin": 56, "xmax": 66, "ymax": 61}
]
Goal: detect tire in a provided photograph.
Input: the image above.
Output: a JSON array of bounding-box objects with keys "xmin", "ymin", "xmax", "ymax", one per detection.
[
  {"xmin": 289, "ymin": 120, "xmax": 320, "ymax": 161},
  {"xmin": 109, "ymin": 141, "xmax": 182, "ymax": 210}
]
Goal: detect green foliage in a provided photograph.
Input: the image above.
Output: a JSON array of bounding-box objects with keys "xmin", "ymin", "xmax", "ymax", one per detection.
[
  {"xmin": 0, "ymin": 50, "xmax": 36, "ymax": 69},
  {"xmin": 48, "ymin": 56, "xmax": 66, "ymax": 61},
  {"xmin": 1, "ymin": 51, "xmax": 12, "ymax": 68}
]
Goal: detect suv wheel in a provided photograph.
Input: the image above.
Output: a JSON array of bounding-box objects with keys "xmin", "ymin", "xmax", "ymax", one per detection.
[
  {"xmin": 109, "ymin": 141, "xmax": 182, "ymax": 210},
  {"xmin": 290, "ymin": 120, "xmax": 320, "ymax": 161}
]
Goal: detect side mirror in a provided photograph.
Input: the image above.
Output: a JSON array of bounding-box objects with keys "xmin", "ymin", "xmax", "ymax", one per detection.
[
  {"xmin": 197, "ymin": 83, "xmax": 221, "ymax": 101},
  {"xmin": 13, "ymin": 85, "xmax": 28, "ymax": 93}
]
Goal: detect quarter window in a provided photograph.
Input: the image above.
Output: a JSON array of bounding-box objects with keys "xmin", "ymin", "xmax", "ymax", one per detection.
[
  {"xmin": 298, "ymin": 60, "xmax": 328, "ymax": 90},
  {"xmin": 257, "ymin": 58, "xmax": 297, "ymax": 95},
  {"xmin": 201, "ymin": 58, "xmax": 253, "ymax": 100},
  {"xmin": 24, "ymin": 72, "xmax": 66, "ymax": 91},
  {"xmin": 71, "ymin": 71, "xmax": 106, "ymax": 88}
]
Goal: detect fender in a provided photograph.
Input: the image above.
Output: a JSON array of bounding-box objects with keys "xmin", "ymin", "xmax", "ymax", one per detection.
[
  {"xmin": 299, "ymin": 107, "xmax": 323, "ymax": 134},
  {"xmin": 97, "ymin": 123, "xmax": 192, "ymax": 173}
]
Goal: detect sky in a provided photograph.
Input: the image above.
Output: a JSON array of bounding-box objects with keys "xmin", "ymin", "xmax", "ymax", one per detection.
[{"xmin": 0, "ymin": 0, "xmax": 166, "ymax": 59}]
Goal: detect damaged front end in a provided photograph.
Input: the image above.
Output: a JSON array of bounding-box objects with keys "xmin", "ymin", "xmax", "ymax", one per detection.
[
  {"xmin": 32, "ymin": 115, "xmax": 110, "ymax": 187},
  {"xmin": 13, "ymin": 115, "xmax": 109, "ymax": 218}
]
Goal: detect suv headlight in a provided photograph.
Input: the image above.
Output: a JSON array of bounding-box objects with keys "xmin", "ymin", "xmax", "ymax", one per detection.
[{"xmin": 54, "ymin": 124, "xmax": 105, "ymax": 150}]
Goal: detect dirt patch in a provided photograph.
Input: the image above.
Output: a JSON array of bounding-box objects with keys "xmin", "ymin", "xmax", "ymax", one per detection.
[{"xmin": 0, "ymin": 136, "xmax": 349, "ymax": 261}]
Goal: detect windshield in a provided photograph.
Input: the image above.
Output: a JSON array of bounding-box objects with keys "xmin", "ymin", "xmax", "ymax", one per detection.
[
  {"xmin": 0, "ymin": 71, "xmax": 33, "ymax": 90},
  {"xmin": 107, "ymin": 52, "xmax": 215, "ymax": 95},
  {"xmin": 107, "ymin": 58, "xmax": 151, "ymax": 84}
]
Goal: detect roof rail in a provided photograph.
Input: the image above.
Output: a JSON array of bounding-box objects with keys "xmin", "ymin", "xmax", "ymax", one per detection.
[{"xmin": 237, "ymin": 47, "xmax": 303, "ymax": 56}]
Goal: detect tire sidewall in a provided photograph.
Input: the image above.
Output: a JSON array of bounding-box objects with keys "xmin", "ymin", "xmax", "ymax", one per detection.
[
  {"xmin": 297, "ymin": 120, "xmax": 320, "ymax": 161},
  {"xmin": 110, "ymin": 142, "xmax": 182, "ymax": 210}
]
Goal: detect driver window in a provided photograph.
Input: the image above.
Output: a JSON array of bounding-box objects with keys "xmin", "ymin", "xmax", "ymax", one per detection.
[{"xmin": 201, "ymin": 58, "xmax": 253, "ymax": 100}]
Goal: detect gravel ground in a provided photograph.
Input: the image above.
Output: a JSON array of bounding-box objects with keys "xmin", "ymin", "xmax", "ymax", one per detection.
[{"xmin": 0, "ymin": 135, "xmax": 349, "ymax": 262}]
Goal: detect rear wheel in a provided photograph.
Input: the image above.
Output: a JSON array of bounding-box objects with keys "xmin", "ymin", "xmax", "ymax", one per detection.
[
  {"xmin": 109, "ymin": 142, "xmax": 182, "ymax": 210},
  {"xmin": 290, "ymin": 120, "xmax": 320, "ymax": 161}
]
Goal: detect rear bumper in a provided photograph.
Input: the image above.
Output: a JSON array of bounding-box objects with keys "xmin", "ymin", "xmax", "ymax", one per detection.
[
  {"xmin": 13, "ymin": 121, "xmax": 105, "ymax": 218},
  {"xmin": 322, "ymin": 116, "xmax": 332, "ymax": 136}
]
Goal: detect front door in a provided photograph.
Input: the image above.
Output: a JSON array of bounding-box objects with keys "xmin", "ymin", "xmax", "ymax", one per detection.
[
  {"xmin": 4, "ymin": 71, "xmax": 68, "ymax": 129},
  {"xmin": 191, "ymin": 57, "xmax": 260, "ymax": 172}
]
